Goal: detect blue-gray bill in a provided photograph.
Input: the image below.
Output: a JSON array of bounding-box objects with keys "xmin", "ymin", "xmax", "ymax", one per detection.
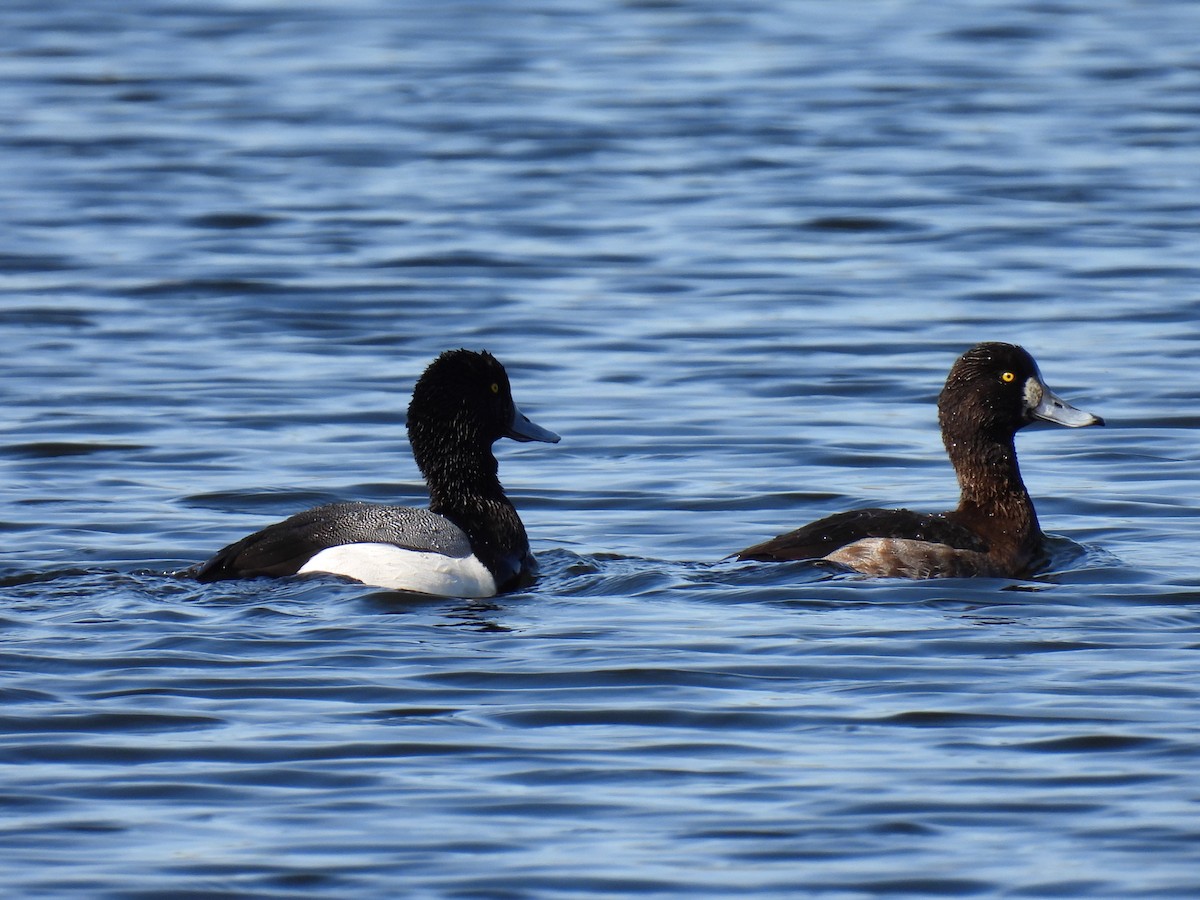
[
  {"xmin": 1029, "ymin": 379, "xmax": 1104, "ymax": 428},
  {"xmin": 507, "ymin": 404, "xmax": 561, "ymax": 443}
]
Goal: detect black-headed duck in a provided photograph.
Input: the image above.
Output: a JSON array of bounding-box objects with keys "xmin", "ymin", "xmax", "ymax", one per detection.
[
  {"xmin": 193, "ymin": 349, "xmax": 560, "ymax": 597},
  {"xmin": 735, "ymin": 342, "xmax": 1103, "ymax": 578}
]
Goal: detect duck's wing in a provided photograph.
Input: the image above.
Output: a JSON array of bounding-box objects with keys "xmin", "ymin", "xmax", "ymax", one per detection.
[
  {"xmin": 735, "ymin": 507, "xmax": 987, "ymax": 562},
  {"xmin": 192, "ymin": 501, "xmax": 473, "ymax": 582}
]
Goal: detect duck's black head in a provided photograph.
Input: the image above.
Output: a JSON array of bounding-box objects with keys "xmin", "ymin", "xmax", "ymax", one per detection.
[
  {"xmin": 407, "ymin": 349, "xmax": 559, "ymax": 479},
  {"xmin": 938, "ymin": 342, "xmax": 1104, "ymax": 445}
]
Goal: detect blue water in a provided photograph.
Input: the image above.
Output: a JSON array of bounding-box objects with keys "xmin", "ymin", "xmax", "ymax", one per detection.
[{"xmin": 3, "ymin": 0, "xmax": 1200, "ymax": 896}]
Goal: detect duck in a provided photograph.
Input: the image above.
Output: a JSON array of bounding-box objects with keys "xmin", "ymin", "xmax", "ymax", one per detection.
[
  {"xmin": 192, "ymin": 349, "xmax": 559, "ymax": 597},
  {"xmin": 735, "ymin": 342, "xmax": 1103, "ymax": 579}
]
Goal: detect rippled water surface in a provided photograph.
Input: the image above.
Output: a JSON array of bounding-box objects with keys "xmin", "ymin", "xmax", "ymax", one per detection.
[{"xmin": 3, "ymin": 0, "xmax": 1200, "ymax": 896}]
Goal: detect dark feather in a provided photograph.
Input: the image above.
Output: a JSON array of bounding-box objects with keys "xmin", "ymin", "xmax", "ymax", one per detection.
[{"xmin": 736, "ymin": 507, "xmax": 988, "ymax": 562}]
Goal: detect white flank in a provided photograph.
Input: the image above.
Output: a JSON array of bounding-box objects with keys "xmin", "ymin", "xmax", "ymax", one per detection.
[{"xmin": 298, "ymin": 543, "xmax": 497, "ymax": 598}]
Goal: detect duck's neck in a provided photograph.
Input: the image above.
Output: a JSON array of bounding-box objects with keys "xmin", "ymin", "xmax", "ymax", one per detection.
[
  {"xmin": 422, "ymin": 446, "xmax": 531, "ymax": 582},
  {"xmin": 945, "ymin": 431, "xmax": 1041, "ymax": 558},
  {"xmin": 424, "ymin": 448, "xmax": 520, "ymax": 530}
]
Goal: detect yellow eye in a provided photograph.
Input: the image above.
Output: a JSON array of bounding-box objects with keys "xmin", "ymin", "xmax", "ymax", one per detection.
[
  {"xmin": 490, "ymin": 383, "xmax": 500, "ymax": 394},
  {"xmin": 1001, "ymin": 371, "xmax": 1015, "ymax": 383}
]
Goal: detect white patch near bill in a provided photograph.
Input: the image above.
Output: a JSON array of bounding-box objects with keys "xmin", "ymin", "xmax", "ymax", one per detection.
[
  {"xmin": 298, "ymin": 543, "xmax": 497, "ymax": 597},
  {"xmin": 1023, "ymin": 376, "xmax": 1042, "ymax": 409}
]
